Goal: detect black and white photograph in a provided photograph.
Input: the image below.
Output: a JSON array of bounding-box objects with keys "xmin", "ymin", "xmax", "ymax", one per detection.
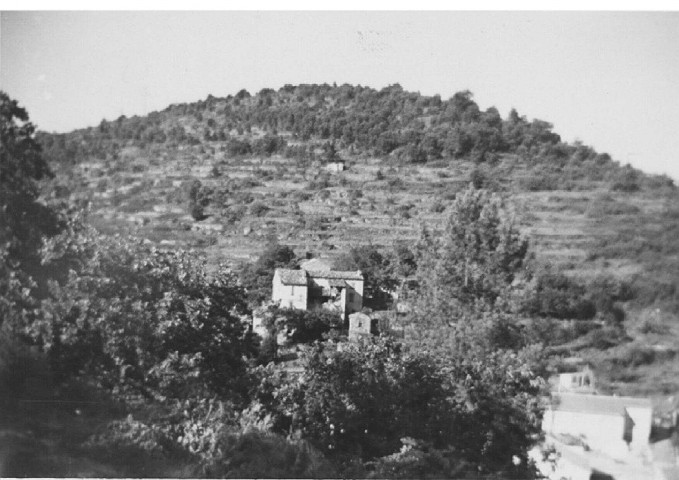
[{"xmin": 1, "ymin": 3, "xmax": 679, "ymax": 479}]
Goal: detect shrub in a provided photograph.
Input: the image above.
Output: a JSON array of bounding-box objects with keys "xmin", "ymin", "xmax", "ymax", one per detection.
[
  {"xmin": 205, "ymin": 430, "xmax": 336, "ymax": 478},
  {"xmin": 524, "ymin": 272, "xmax": 596, "ymax": 320},
  {"xmin": 521, "ymin": 174, "xmax": 560, "ymax": 191},
  {"xmin": 249, "ymin": 201, "xmax": 269, "ymax": 217},
  {"xmin": 611, "ymin": 167, "xmax": 641, "ymax": 192},
  {"xmin": 84, "ymin": 416, "xmax": 176, "ymax": 460},
  {"xmin": 252, "ymin": 135, "xmax": 286, "ymax": 157},
  {"xmin": 0, "ymin": 331, "xmax": 53, "ymax": 412},
  {"xmin": 430, "ymin": 199, "xmax": 446, "ymax": 213},
  {"xmin": 387, "ymin": 177, "xmax": 405, "ymax": 191},
  {"xmin": 276, "ymin": 309, "xmax": 343, "ymax": 344},
  {"xmin": 583, "ymin": 326, "xmax": 627, "ymax": 350},
  {"xmin": 469, "ymin": 168, "xmax": 486, "ymax": 189},
  {"xmin": 609, "ymin": 344, "xmax": 657, "ymax": 368},
  {"xmin": 225, "ymin": 138, "xmax": 251, "ymax": 156},
  {"xmin": 223, "ymin": 204, "xmax": 247, "ymax": 224},
  {"xmin": 190, "ymin": 202, "xmax": 206, "ymax": 221}
]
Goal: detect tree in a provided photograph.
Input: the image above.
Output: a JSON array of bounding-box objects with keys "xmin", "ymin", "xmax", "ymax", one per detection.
[
  {"xmin": 240, "ymin": 242, "xmax": 298, "ymax": 307},
  {"xmin": 276, "ymin": 308, "xmax": 343, "ymax": 344},
  {"xmin": 33, "ymin": 220, "xmax": 256, "ymax": 404},
  {"xmin": 523, "ymin": 270, "xmax": 596, "ymax": 320},
  {"xmin": 334, "ymin": 245, "xmax": 398, "ymax": 310},
  {"xmin": 253, "ymin": 337, "xmax": 544, "ymax": 477},
  {"xmin": 260, "ymin": 339, "xmax": 453, "ymax": 461},
  {"xmin": 0, "ymin": 91, "xmax": 61, "ymax": 269},
  {"xmin": 414, "ymin": 185, "xmax": 529, "ymax": 323}
]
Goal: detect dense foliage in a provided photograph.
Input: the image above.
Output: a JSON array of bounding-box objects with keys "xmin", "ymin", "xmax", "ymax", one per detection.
[
  {"xmin": 239, "ymin": 242, "xmax": 297, "ymax": 307},
  {"xmin": 414, "ymin": 185, "xmax": 529, "ymax": 323},
  {"xmin": 252, "ymin": 336, "xmax": 544, "ymax": 478},
  {"xmin": 34, "ymin": 221, "xmax": 256, "ymax": 403}
]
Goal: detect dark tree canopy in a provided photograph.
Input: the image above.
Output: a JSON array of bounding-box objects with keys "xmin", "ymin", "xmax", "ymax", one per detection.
[
  {"xmin": 240, "ymin": 242, "xmax": 298, "ymax": 307},
  {"xmin": 0, "ymin": 91, "xmax": 61, "ymax": 267}
]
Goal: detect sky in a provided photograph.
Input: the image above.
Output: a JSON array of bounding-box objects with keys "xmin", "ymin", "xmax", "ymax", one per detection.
[{"xmin": 2, "ymin": 10, "xmax": 679, "ymax": 179}]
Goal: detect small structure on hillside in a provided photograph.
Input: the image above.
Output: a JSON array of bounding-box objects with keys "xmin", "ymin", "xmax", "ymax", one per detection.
[
  {"xmin": 272, "ymin": 263, "xmax": 363, "ymax": 319},
  {"xmin": 348, "ymin": 311, "xmax": 392, "ymax": 342},
  {"xmin": 543, "ymin": 392, "xmax": 653, "ymax": 460},
  {"xmin": 557, "ymin": 365, "xmax": 597, "ymax": 394},
  {"xmin": 348, "ymin": 312, "xmax": 372, "ymax": 341},
  {"xmin": 325, "ymin": 161, "xmax": 346, "ymax": 173}
]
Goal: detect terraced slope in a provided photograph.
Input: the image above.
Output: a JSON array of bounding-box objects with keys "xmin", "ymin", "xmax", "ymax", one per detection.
[{"xmin": 38, "ymin": 84, "xmax": 679, "ymax": 395}]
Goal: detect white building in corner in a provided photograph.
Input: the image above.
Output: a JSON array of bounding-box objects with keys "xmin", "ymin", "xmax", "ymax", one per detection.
[{"xmin": 542, "ymin": 392, "xmax": 653, "ymax": 460}]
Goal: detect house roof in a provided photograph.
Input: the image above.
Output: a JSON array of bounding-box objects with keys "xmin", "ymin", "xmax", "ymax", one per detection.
[
  {"xmin": 306, "ymin": 269, "xmax": 363, "ymax": 281},
  {"xmin": 275, "ymin": 267, "xmax": 363, "ymax": 286},
  {"xmin": 276, "ymin": 268, "xmax": 308, "ymax": 286},
  {"xmin": 549, "ymin": 393, "xmax": 651, "ymax": 417}
]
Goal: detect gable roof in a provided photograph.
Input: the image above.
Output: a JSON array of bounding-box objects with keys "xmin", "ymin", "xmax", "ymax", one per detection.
[
  {"xmin": 275, "ymin": 268, "xmax": 308, "ymax": 286},
  {"xmin": 306, "ymin": 269, "xmax": 363, "ymax": 281},
  {"xmin": 550, "ymin": 393, "xmax": 651, "ymax": 417},
  {"xmin": 275, "ymin": 268, "xmax": 364, "ymax": 286}
]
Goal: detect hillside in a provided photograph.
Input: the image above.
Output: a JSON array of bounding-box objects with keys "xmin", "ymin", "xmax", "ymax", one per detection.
[{"xmin": 37, "ymin": 83, "xmax": 679, "ymax": 395}]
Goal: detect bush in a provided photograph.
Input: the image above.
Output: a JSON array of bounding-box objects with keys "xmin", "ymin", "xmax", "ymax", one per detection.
[
  {"xmin": 253, "ymin": 338, "xmax": 543, "ymax": 476},
  {"xmin": 469, "ymin": 168, "xmax": 486, "ymax": 189},
  {"xmin": 84, "ymin": 416, "xmax": 177, "ymax": 460},
  {"xmin": 586, "ymin": 198, "xmax": 641, "ymax": 218},
  {"xmin": 387, "ymin": 177, "xmax": 405, "ymax": 191},
  {"xmin": 609, "ymin": 344, "xmax": 658, "ymax": 368},
  {"xmin": 204, "ymin": 430, "xmax": 336, "ymax": 478},
  {"xmin": 521, "ymin": 174, "xmax": 560, "ymax": 191},
  {"xmin": 276, "ymin": 309, "xmax": 343, "ymax": 344},
  {"xmin": 222, "ymin": 204, "xmax": 246, "ymax": 224},
  {"xmin": 611, "ymin": 167, "xmax": 641, "ymax": 192},
  {"xmin": 252, "ymin": 135, "xmax": 286, "ymax": 157},
  {"xmin": 226, "ymin": 138, "xmax": 252, "ymax": 157},
  {"xmin": 0, "ymin": 331, "xmax": 53, "ymax": 412},
  {"xmin": 190, "ymin": 202, "xmax": 206, "ymax": 221},
  {"xmin": 583, "ymin": 326, "xmax": 627, "ymax": 350},
  {"xmin": 249, "ymin": 201, "xmax": 269, "ymax": 217},
  {"xmin": 524, "ymin": 272, "xmax": 596, "ymax": 320}
]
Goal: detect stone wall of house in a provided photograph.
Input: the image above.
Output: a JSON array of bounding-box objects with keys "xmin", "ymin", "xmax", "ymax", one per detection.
[
  {"xmin": 344, "ymin": 279, "xmax": 364, "ymax": 314},
  {"xmin": 272, "ymin": 273, "xmax": 307, "ymax": 309}
]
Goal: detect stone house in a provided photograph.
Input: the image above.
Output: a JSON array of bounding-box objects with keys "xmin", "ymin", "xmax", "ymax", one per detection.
[{"xmin": 272, "ymin": 265, "xmax": 363, "ymax": 319}]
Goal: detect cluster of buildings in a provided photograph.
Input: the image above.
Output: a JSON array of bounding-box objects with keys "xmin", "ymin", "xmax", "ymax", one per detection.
[{"xmin": 252, "ymin": 258, "xmax": 395, "ymax": 341}]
